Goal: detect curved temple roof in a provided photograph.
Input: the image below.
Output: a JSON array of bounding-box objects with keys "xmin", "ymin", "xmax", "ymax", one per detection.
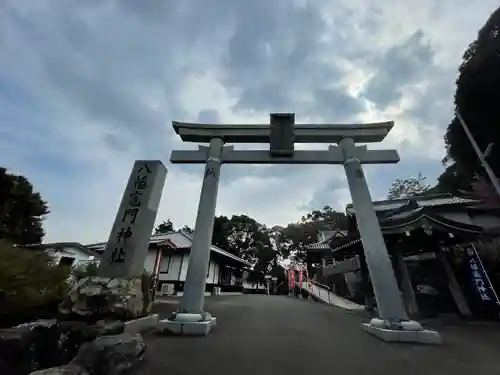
[
  {"xmin": 306, "ymin": 194, "xmax": 495, "ymax": 255},
  {"xmin": 327, "ymin": 210, "xmax": 486, "ymax": 254}
]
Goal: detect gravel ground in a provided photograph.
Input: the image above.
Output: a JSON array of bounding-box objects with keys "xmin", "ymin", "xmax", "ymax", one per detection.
[{"xmin": 139, "ymin": 294, "xmax": 500, "ymax": 375}]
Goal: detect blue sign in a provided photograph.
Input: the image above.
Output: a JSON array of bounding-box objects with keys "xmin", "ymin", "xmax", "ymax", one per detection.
[{"xmin": 464, "ymin": 244, "xmax": 500, "ymax": 307}]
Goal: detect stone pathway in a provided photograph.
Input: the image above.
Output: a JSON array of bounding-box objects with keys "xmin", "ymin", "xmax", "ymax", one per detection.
[{"xmin": 142, "ymin": 295, "xmax": 500, "ymax": 375}]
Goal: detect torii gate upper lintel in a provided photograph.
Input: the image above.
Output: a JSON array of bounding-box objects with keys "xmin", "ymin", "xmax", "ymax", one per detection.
[{"xmin": 161, "ymin": 113, "xmax": 440, "ymax": 344}]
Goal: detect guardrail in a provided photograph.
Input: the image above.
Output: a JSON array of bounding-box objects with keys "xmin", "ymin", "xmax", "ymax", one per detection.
[{"xmin": 298, "ymin": 281, "xmax": 331, "ymax": 304}]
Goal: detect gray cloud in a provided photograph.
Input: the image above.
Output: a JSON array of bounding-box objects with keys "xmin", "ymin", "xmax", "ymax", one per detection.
[
  {"xmin": 197, "ymin": 109, "xmax": 221, "ymax": 124},
  {"xmin": 408, "ymin": 70, "xmax": 456, "ymax": 128},
  {"xmin": 363, "ymin": 30, "xmax": 435, "ymax": 108},
  {"xmin": 1, "ymin": 0, "xmax": 495, "ymax": 242},
  {"xmin": 219, "ymin": 1, "xmax": 364, "ymax": 119},
  {"xmin": 312, "ymin": 88, "xmax": 365, "ymax": 121}
]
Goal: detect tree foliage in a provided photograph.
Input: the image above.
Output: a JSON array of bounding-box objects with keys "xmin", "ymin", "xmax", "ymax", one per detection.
[
  {"xmin": 212, "ymin": 215, "xmax": 276, "ymax": 273},
  {"xmin": 387, "ymin": 173, "xmax": 431, "ymax": 200},
  {"xmin": 164, "ymin": 207, "xmax": 348, "ymax": 273},
  {"xmin": 461, "ymin": 174, "xmax": 500, "ymax": 209},
  {"xmin": 271, "ymin": 206, "xmax": 348, "ymax": 263},
  {"xmin": 0, "ymin": 167, "xmax": 49, "ymax": 245},
  {"xmin": 300, "ymin": 205, "xmax": 348, "ymax": 229},
  {"xmin": 438, "ymin": 7, "xmax": 500, "ymax": 193},
  {"xmin": 0, "ymin": 241, "xmax": 70, "ymax": 323},
  {"xmin": 154, "ymin": 219, "xmax": 174, "ymax": 235},
  {"xmin": 72, "ymin": 261, "xmax": 99, "ymax": 281}
]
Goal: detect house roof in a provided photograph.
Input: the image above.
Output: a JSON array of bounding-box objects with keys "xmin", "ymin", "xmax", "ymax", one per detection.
[
  {"xmin": 305, "ymin": 230, "xmax": 347, "ymax": 251},
  {"xmin": 306, "ymin": 199, "xmax": 495, "ymax": 256},
  {"xmin": 85, "ymin": 230, "xmax": 252, "ymax": 267},
  {"xmin": 328, "ymin": 209, "xmax": 487, "ymax": 254},
  {"xmin": 345, "ymin": 193, "xmax": 477, "ymax": 216},
  {"xmin": 16, "ymin": 242, "xmax": 102, "ymax": 259},
  {"xmin": 159, "ymin": 230, "xmax": 253, "ymax": 267}
]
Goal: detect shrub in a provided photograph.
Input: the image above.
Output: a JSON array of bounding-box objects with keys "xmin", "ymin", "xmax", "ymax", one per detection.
[
  {"xmin": 0, "ymin": 241, "xmax": 71, "ymax": 326},
  {"xmin": 72, "ymin": 261, "xmax": 99, "ymax": 281}
]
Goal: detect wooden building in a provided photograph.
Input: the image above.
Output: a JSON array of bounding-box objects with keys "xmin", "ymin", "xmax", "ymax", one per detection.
[
  {"xmin": 306, "ymin": 193, "xmax": 500, "ymax": 319},
  {"xmin": 86, "ymin": 229, "xmax": 252, "ymax": 295}
]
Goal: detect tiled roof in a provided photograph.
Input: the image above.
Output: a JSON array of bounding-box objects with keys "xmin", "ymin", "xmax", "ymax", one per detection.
[
  {"xmin": 306, "ymin": 243, "xmax": 331, "ymax": 250},
  {"xmin": 17, "ymin": 242, "xmax": 102, "ymax": 258},
  {"xmin": 331, "ymin": 238, "xmax": 362, "ymax": 252},
  {"xmin": 177, "ymin": 230, "xmax": 252, "ymax": 267},
  {"xmin": 155, "ymin": 232, "xmax": 192, "ymax": 248},
  {"xmin": 330, "ymin": 209, "xmax": 485, "ymax": 253},
  {"xmin": 345, "ymin": 194, "xmax": 477, "ymax": 216},
  {"xmin": 85, "ymin": 230, "xmax": 252, "ymax": 267},
  {"xmin": 305, "ymin": 230, "xmax": 348, "ymax": 250}
]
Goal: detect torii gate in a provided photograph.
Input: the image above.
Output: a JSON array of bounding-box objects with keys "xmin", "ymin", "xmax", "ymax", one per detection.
[{"xmin": 158, "ymin": 113, "xmax": 441, "ymax": 344}]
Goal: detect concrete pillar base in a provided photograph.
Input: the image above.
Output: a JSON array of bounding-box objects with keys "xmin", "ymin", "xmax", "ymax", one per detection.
[
  {"xmin": 157, "ymin": 312, "xmax": 217, "ymax": 336},
  {"xmin": 362, "ymin": 319, "xmax": 442, "ymax": 345}
]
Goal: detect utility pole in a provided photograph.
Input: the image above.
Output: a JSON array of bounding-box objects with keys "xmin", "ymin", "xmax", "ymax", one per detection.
[{"xmin": 455, "ymin": 110, "xmax": 500, "ymax": 198}]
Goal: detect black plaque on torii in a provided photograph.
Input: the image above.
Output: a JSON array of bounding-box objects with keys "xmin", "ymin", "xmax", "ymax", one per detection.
[{"xmin": 269, "ymin": 113, "xmax": 295, "ymax": 157}]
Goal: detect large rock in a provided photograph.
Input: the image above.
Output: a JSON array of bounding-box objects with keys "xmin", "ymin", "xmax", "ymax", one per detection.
[
  {"xmin": 0, "ymin": 327, "xmax": 38, "ymax": 374},
  {"xmin": 59, "ymin": 277, "xmax": 146, "ymax": 321},
  {"xmin": 17, "ymin": 319, "xmax": 60, "ymax": 370},
  {"xmin": 6, "ymin": 320, "xmax": 98, "ymax": 370},
  {"xmin": 57, "ymin": 322, "xmax": 98, "ymax": 365},
  {"xmin": 71, "ymin": 333, "xmax": 146, "ymax": 375},
  {"xmin": 29, "ymin": 364, "xmax": 89, "ymax": 375},
  {"xmin": 93, "ymin": 320, "xmax": 125, "ymax": 336},
  {"xmin": 6, "ymin": 318, "xmax": 127, "ymax": 373}
]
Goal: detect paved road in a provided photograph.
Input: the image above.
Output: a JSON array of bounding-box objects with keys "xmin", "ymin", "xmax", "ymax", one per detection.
[{"xmin": 142, "ymin": 295, "xmax": 500, "ymax": 375}]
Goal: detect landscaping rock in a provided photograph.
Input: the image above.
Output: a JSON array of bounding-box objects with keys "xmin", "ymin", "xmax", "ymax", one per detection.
[
  {"xmin": 2, "ymin": 318, "xmax": 128, "ymax": 373},
  {"xmin": 57, "ymin": 321, "xmax": 98, "ymax": 365},
  {"xmin": 10, "ymin": 319, "xmax": 98, "ymax": 368},
  {"xmin": 93, "ymin": 320, "xmax": 125, "ymax": 336},
  {"xmin": 29, "ymin": 364, "xmax": 89, "ymax": 375},
  {"xmin": 17, "ymin": 319, "xmax": 60, "ymax": 369},
  {"xmin": 60, "ymin": 277, "xmax": 145, "ymax": 322},
  {"xmin": 72, "ymin": 333, "xmax": 146, "ymax": 375},
  {"xmin": 0, "ymin": 327, "xmax": 38, "ymax": 374}
]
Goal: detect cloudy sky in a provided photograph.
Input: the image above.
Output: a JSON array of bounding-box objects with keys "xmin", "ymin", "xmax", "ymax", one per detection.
[{"xmin": 1, "ymin": 1, "xmax": 498, "ymax": 244}]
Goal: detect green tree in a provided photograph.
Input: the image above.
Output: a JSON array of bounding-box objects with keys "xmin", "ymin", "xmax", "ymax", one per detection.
[
  {"xmin": 387, "ymin": 173, "xmax": 431, "ymax": 199},
  {"xmin": 300, "ymin": 205, "xmax": 348, "ymax": 230},
  {"xmin": 0, "ymin": 167, "xmax": 49, "ymax": 245},
  {"xmin": 0, "ymin": 240, "xmax": 70, "ymax": 326},
  {"xmin": 272, "ymin": 206, "xmax": 348, "ymax": 262},
  {"xmin": 211, "ymin": 215, "xmax": 231, "ymax": 252},
  {"xmin": 438, "ymin": 6, "xmax": 500, "ymax": 192},
  {"xmin": 271, "ymin": 223, "xmax": 316, "ymax": 263},
  {"xmin": 436, "ymin": 163, "xmax": 474, "ymax": 194},
  {"xmin": 72, "ymin": 261, "xmax": 99, "ymax": 280},
  {"xmin": 461, "ymin": 174, "xmax": 500, "ymax": 209},
  {"xmin": 212, "ymin": 215, "xmax": 277, "ymax": 272},
  {"xmin": 154, "ymin": 219, "xmax": 174, "ymax": 235}
]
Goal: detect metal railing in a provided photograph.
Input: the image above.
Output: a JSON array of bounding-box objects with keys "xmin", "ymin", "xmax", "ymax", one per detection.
[{"xmin": 300, "ymin": 280, "xmax": 331, "ymax": 304}]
